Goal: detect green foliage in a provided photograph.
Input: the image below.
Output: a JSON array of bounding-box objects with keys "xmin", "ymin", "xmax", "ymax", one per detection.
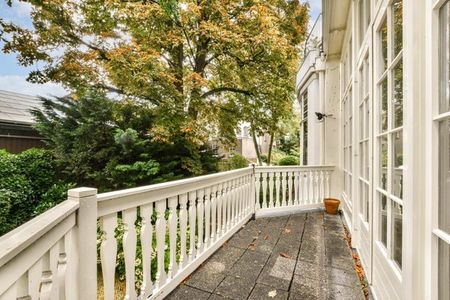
[
  {"xmin": 278, "ymin": 133, "xmax": 300, "ymax": 156},
  {"xmin": 278, "ymin": 155, "xmax": 300, "ymax": 166},
  {"xmin": 32, "ymin": 91, "xmax": 220, "ymax": 191},
  {"xmin": 269, "ymin": 149, "xmax": 288, "ymax": 165},
  {"xmin": 0, "ymin": 149, "xmax": 67, "ymax": 235},
  {"xmin": 33, "ymin": 182, "xmax": 76, "ymax": 216},
  {"xmin": 260, "ymin": 154, "xmax": 268, "ymax": 164},
  {"xmin": 219, "ymin": 153, "xmax": 249, "ymax": 171},
  {"xmin": 1, "ymin": 0, "xmax": 309, "ymax": 148}
]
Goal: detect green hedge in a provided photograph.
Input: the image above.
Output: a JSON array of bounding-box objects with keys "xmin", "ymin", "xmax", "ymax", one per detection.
[
  {"xmin": 219, "ymin": 153, "xmax": 248, "ymax": 171},
  {"xmin": 0, "ymin": 149, "xmax": 72, "ymax": 235},
  {"xmin": 278, "ymin": 155, "xmax": 300, "ymax": 166}
]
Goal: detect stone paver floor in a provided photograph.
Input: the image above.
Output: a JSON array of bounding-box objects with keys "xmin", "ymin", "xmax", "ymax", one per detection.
[{"xmin": 167, "ymin": 211, "xmax": 365, "ymax": 300}]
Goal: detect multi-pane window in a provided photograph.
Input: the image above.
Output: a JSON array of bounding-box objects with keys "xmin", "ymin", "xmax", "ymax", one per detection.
[
  {"xmin": 358, "ymin": 0, "xmax": 371, "ymax": 47},
  {"xmin": 301, "ymin": 92, "xmax": 308, "ymax": 165},
  {"xmin": 376, "ymin": 0, "xmax": 403, "ymax": 269},
  {"xmin": 437, "ymin": 1, "xmax": 450, "ymax": 299},
  {"xmin": 359, "ymin": 57, "xmax": 370, "ymax": 223},
  {"xmin": 342, "ymin": 39, "xmax": 353, "ymax": 206}
]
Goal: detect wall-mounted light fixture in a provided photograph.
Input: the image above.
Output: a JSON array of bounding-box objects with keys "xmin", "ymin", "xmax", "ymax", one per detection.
[{"xmin": 315, "ymin": 112, "xmax": 334, "ymax": 122}]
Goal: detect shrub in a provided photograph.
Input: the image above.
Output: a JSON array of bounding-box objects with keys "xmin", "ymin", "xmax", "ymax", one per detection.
[
  {"xmin": 269, "ymin": 149, "xmax": 287, "ymax": 165},
  {"xmin": 32, "ymin": 92, "xmax": 220, "ymax": 191},
  {"xmin": 219, "ymin": 153, "xmax": 249, "ymax": 171},
  {"xmin": 278, "ymin": 155, "xmax": 300, "ymax": 166},
  {"xmin": 0, "ymin": 149, "xmax": 69, "ymax": 235},
  {"xmin": 260, "ymin": 154, "xmax": 268, "ymax": 163}
]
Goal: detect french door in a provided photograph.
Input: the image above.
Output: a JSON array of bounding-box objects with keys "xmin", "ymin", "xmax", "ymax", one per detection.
[{"xmin": 431, "ymin": 1, "xmax": 450, "ymax": 299}]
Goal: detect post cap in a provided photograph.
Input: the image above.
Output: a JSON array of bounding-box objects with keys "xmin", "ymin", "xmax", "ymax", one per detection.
[{"xmin": 68, "ymin": 187, "xmax": 98, "ymax": 198}]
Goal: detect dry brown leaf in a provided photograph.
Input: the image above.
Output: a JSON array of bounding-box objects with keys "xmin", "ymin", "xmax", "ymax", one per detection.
[
  {"xmin": 283, "ymin": 228, "xmax": 291, "ymax": 234},
  {"xmin": 279, "ymin": 252, "xmax": 291, "ymax": 259},
  {"xmin": 264, "ymin": 235, "xmax": 269, "ymax": 240}
]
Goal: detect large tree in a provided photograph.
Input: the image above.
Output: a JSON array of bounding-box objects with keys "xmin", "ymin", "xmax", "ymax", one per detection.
[{"xmin": 1, "ymin": 0, "xmax": 308, "ymax": 146}]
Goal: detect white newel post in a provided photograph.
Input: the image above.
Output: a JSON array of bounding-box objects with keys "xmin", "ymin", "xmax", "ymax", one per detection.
[{"xmin": 68, "ymin": 187, "xmax": 98, "ymax": 300}]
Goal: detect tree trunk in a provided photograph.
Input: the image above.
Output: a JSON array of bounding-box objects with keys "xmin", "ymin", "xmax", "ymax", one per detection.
[
  {"xmin": 267, "ymin": 131, "xmax": 275, "ymax": 165},
  {"xmin": 251, "ymin": 128, "xmax": 262, "ymax": 166}
]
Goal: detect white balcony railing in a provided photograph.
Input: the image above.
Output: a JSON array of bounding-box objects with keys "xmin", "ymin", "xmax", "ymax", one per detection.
[{"xmin": 0, "ymin": 165, "xmax": 334, "ymax": 300}]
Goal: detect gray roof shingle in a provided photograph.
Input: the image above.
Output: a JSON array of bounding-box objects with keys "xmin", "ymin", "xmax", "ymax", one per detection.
[{"xmin": 0, "ymin": 90, "xmax": 42, "ymax": 125}]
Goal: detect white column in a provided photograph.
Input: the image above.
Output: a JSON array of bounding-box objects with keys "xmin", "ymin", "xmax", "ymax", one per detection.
[{"xmin": 68, "ymin": 187, "xmax": 98, "ymax": 300}]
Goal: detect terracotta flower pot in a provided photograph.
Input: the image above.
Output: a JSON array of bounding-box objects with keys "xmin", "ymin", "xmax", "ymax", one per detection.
[{"xmin": 323, "ymin": 198, "xmax": 340, "ymax": 215}]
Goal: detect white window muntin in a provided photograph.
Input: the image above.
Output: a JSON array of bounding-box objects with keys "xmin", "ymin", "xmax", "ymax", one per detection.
[
  {"xmin": 374, "ymin": 0, "xmax": 404, "ymax": 271},
  {"xmin": 431, "ymin": 1, "xmax": 450, "ymax": 299}
]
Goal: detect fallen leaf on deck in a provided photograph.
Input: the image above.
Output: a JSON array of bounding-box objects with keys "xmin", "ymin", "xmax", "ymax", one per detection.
[
  {"xmin": 283, "ymin": 228, "xmax": 291, "ymax": 234},
  {"xmin": 268, "ymin": 290, "xmax": 277, "ymax": 298},
  {"xmin": 264, "ymin": 235, "xmax": 269, "ymax": 240},
  {"xmin": 279, "ymin": 252, "xmax": 291, "ymax": 259}
]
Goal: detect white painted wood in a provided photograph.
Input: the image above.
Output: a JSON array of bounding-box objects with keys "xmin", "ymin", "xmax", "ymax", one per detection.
[
  {"xmin": 64, "ymin": 228, "xmax": 77, "ymax": 300},
  {"xmin": 262, "ymin": 173, "xmax": 268, "ymax": 209},
  {"xmin": 282, "ymin": 172, "xmax": 287, "ymax": 206},
  {"xmin": 0, "ymin": 214, "xmax": 75, "ymax": 296},
  {"xmin": 210, "ymin": 185, "xmax": 217, "ymax": 244},
  {"xmin": 178, "ymin": 194, "xmax": 188, "ymax": 270},
  {"xmin": 0, "ymin": 200, "xmax": 79, "ymax": 268},
  {"xmin": 70, "ymin": 188, "xmax": 98, "ymax": 300},
  {"xmin": 100, "ymin": 213, "xmax": 118, "ymax": 300},
  {"xmin": 123, "ymin": 208, "xmax": 137, "ymax": 300},
  {"xmin": 223, "ymin": 181, "xmax": 229, "ymax": 234},
  {"xmin": 269, "ymin": 173, "xmax": 275, "ymax": 208},
  {"xmin": 294, "ymin": 171, "xmax": 300, "ymax": 205},
  {"xmin": 315, "ymin": 171, "xmax": 320, "ymax": 204},
  {"xmin": 204, "ymin": 188, "xmax": 211, "ymax": 249},
  {"xmin": 245, "ymin": 175, "xmax": 251, "ymax": 214},
  {"xmin": 168, "ymin": 197, "xmax": 178, "ymax": 279},
  {"xmin": 0, "ymin": 165, "xmax": 336, "ymax": 300},
  {"xmin": 230, "ymin": 180, "xmax": 236, "ymax": 226},
  {"xmin": 319, "ymin": 171, "xmax": 324, "ymax": 201},
  {"xmin": 288, "ymin": 172, "xmax": 293, "ymax": 206},
  {"xmin": 237, "ymin": 178, "xmax": 242, "ymax": 222},
  {"xmin": 255, "ymin": 205, "xmax": 323, "ymax": 219},
  {"xmin": 303, "ymin": 172, "xmax": 308, "ymax": 205},
  {"xmin": 140, "ymin": 204, "xmax": 153, "ymax": 298},
  {"xmin": 15, "ymin": 272, "xmax": 27, "ymax": 299},
  {"xmin": 39, "ymin": 254, "xmax": 51, "ymax": 300},
  {"xmin": 255, "ymin": 173, "xmax": 261, "ymax": 210},
  {"xmin": 97, "ymin": 168, "xmax": 254, "ymax": 217},
  {"xmin": 48, "ymin": 242, "xmax": 59, "ymax": 300},
  {"xmin": 238, "ymin": 177, "xmax": 243, "ymax": 218},
  {"xmin": 155, "ymin": 200, "xmax": 167, "ymax": 289},
  {"xmin": 1, "ymin": 281, "xmax": 18, "ymax": 300},
  {"xmin": 188, "ymin": 191, "xmax": 197, "ymax": 262},
  {"xmin": 56, "ymin": 239, "xmax": 67, "ymax": 300},
  {"xmin": 28, "ymin": 258, "xmax": 42, "ymax": 300},
  {"xmin": 149, "ymin": 211, "xmax": 253, "ymax": 300},
  {"xmin": 325, "ymin": 171, "xmax": 330, "ymax": 197},
  {"xmin": 197, "ymin": 189, "xmax": 205, "ymax": 255},
  {"xmin": 275, "ymin": 172, "xmax": 281, "ymax": 207},
  {"xmin": 216, "ymin": 184, "xmax": 223, "ymax": 239}
]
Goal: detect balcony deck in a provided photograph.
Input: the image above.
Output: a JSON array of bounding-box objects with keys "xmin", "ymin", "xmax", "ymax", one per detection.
[{"xmin": 167, "ymin": 211, "xmax": 365, "ymax": 300}]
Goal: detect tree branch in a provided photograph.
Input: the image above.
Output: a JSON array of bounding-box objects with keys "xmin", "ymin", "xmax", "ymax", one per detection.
[{"xmin": 201, "ymin": 87, "xmax": 252, "ymax": 98}]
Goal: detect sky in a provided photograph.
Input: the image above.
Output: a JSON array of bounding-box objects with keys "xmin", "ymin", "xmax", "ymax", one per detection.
[{"xmin": 0, "ymin": 0, "xmax": 321, "ymax": 97}]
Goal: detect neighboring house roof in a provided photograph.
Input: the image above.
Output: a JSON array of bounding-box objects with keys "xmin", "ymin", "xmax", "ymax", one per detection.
[{"xmin": 0, "ymin": 90, "xmax": 42, "ymax": 125}]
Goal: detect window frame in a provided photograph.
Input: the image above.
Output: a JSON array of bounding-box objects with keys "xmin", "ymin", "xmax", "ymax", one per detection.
[
  {"xmin": 374, "ymin": 0, "xmax": 404, "ymax": 272},
  {"xmin": 300, "ymin": 92, "xmax": 308, "ymax": 165},
  {"xmin": 430, "ymin": 0, "xmax": 450, "ymax": 299}
]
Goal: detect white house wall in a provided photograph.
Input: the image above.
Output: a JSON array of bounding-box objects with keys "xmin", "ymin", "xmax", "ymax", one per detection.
[{"xmin": 296, "ymin": 0, "xmax": 450, "ymax": 299}]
